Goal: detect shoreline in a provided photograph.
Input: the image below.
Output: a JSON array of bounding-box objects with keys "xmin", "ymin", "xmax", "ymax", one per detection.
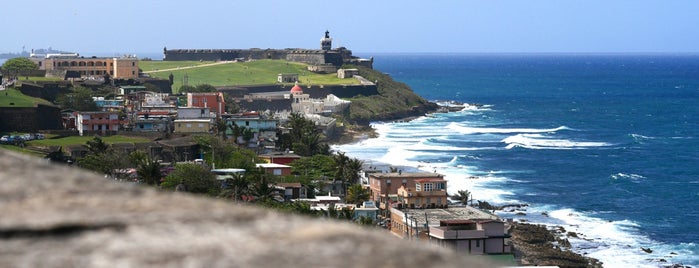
[{"xmin": 330, "ymin": 113, "xmax": 603, "ymax": 267}]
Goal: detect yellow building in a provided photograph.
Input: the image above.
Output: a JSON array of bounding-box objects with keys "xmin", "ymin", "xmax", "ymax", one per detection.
[
  {"xmin": 30, "ymin": 55, "xmax": 139, "ymax": 79},
  {"xmin": 173, "ymin": 119, "xmax": 212, "ymax": 134}
]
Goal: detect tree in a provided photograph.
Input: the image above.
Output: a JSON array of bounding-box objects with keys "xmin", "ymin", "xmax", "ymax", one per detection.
[
  {"xmin": 179, "ymin": 85, "xmax": 196, "ymax": 93},
  {"xmin": 250, "ymin": 172, "xmax": 276, "ymax": 201},
  {"xmin": 345, "ymin": 184, "xmax": 370, "ymax": 206},
  {"xmin": 219, "ymin": 173, "xmax": 250, "ymax": 201},
  {"xmin": 56, "ymin": 86, "xmax": 99, "ymax": 111},
  {"xmin": 344, "ymin": 158, "xmax": 364, "ymax": 184},
  {"xmin": 1, "ymin": 57, "xmax": 38, "ymax": 77},
  {"xmin": 161, "ymin": 163, "xmax": 218, "ymax": 194},
  {"xmin": 213, "ymin": 117, "xmax": 228, "ymax": 140},
  {"xmin": 451, "ymin": 189, "xmax": 471, "ymax": 205},
  {"xmin": 130, "ymin": 151, "xmax": 162, "ymax": 186}
]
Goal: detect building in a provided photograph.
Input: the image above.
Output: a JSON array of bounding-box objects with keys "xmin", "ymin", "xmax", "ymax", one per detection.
[
  {"xmin": 337, "ymin": 68, "xmax": 359, "ymax": 79},
  {"xmin": 256, "ymin": 163, "xmax": 292, "ymax": 176},
  {"xmin": 274, "ymin": 182, "xmax": 308, "ymax": 200},
  {"xmin": 224, "ymin": 112, "xmax": 278, "ymax": 147},
  {"xmin": 187, "ymin": 92, "xmax": 225, "ymax": 116},
  {"xmin": 173, "ymin": 107, "xmax": 213, "ymax": 134},
  {"xmin": 369, "ymin": 172, "xmax": 445, "ymax": 209},
  {"xmin": 429, "ymin": 219, "xmax": 511, "ymax": 255},
  {"xmin": 354, "ymin": 201, "xmax": 380, "ymax": 222},
  {"xmin": 30, "ymin": 55, "xmax": 139, "ymax": 79},
  {"xmin": 397, "ymin": 177, "xmax": 448, "ymax": 209},
  {"xmin": 258, "ymin": 151, "xmax": 302, "ymax": 165},
  {"xmin": 75, "ymin": 111, "xmax": 122, "ymax": 136},
  {"xmin": 388, "ymin": 206, "xmax": 502, "ymax": 244},
  {"xmin": 131, "ymin": 111, "xmax": 172, "ymax": 132},
  {"xmin": 277, "ymin": 73, "xmax": 298, "ymax": 83}
]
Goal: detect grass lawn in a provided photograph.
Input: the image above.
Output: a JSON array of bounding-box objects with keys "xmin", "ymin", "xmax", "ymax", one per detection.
[
  {"xmin": 140, "ymin": 59, "xmax": 358, "ymax": 93},
  {"xmin": 0, "ymin": 88, "xmax": 55, "ymax": 107},
  {"xmin": 28, "ymin": 135, "xmax": 151, "ymax": 147}
]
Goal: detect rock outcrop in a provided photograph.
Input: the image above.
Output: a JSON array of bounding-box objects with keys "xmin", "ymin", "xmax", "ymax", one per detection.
[{"xmin": 0, "ymin": 150, "xmax": 494, "ymax": 267}]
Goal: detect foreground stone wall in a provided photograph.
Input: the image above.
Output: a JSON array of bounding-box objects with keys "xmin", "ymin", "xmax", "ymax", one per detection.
[{"xmin": 0, "ymin": 150, "xmax": 496, "ymax": 268}]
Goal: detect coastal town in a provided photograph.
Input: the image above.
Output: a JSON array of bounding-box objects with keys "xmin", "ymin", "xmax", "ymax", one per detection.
[{"xmin": 1, "ymin": 32, "xmax": 604, "ymax": 267}]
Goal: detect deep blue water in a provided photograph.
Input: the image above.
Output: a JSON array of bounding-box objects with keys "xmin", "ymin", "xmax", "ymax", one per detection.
[{"xmin": 337, "ymin": 54, "xmax": 699, "ymax": 267}]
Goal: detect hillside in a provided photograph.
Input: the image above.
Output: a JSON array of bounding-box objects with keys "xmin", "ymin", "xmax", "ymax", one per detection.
[
  {"xmin": 139, "ymin": 60, "xmax": 358, "ymax": 92},
  {"xmin": 343, "ymin": 65, "xmax": 438, "ymax": 124}
]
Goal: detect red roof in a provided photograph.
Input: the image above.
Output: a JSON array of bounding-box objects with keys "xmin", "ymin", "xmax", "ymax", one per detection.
[{"xmin": 290, "ymin": 84, "xmax": 303, "ymax": 94}]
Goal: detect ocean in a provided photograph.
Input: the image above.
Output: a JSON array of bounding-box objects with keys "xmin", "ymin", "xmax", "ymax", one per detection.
[{"xmin": 335, "ymin": 53, "xmax": 699, "ymax": 267}]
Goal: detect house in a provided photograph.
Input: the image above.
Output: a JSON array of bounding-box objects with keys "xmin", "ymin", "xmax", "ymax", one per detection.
[
  {"xmin": 186, "ymin": 92, "xmax": 225, "ymax": 116},
  {"xmin": 429, "ymin": 219, "xmax": 511, "ymax": 255},
  {"xmin": 274, "ymin": 182, "xmax": 308, "ymax": 200},
  {"xmin": 389, "ymin": 206, "xmax": 505, "ymax": 252},
  {"xmin": 30, "ymin": 54, "xmax": 139, "ymax": 79},
  {"xmin": 354, "ymin": 201, "xmax": 379, "ymax": 222},
  {"xmin": 173, "ymin": 119, "xmax": 211, "ymax": 134},
  {"xmin": 75, "ymin": 111, "xmax": 122, "ymax": 136},
  {"xmin": 256, "ymin": 163, "xmax": 292, "ymax": 176},
  {"xmin": 131, "ymin": 111, "xmax": 172, "ymax": 132},
  {"xmin": 258, "ymin": 151, "xmax": 302, "ymax": 165},
  {"xmin": 397, "ymin": 177, "xmax": 449, "ymax": 209},
  {"xmin": 369, "ymin": 172, "xmax": 445, "ymax": 209},
  {"xmin": 173, "ymin": 107, "xmax": 213, "ymax": 134},
  {"xmin": 224, "ymin": 112, "xmax": 278, "ymax": 147}
]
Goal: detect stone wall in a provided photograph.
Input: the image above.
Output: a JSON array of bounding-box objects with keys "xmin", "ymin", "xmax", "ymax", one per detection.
[
  {"xmin": 0, "ymin": 104, "xmax": 63, "ymax": 132},
  {"xmin": 219, "ymin": 84, "xmax": 379, "ymax": 100},
  {"xmin": 0, "ymin": 150, "xmax": 497, "ymax": 267}
]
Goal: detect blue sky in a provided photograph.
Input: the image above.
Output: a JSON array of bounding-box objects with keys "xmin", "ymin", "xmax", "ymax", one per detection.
[{"xmin": 2, "ymin": 0, "xmax": 698, "ymax": 55}]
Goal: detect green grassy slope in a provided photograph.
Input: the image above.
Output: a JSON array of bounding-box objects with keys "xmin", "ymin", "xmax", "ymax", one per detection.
[
  {"xmin": 344, "ymin": 66, "xmax": 438, "ymax": 124},
  {"xmin": 0, "ymin": 88, "xmax": 54, "ymax": 107},
  {"xmin": 140, "ymin": 60, "xmax": 358, "ymax": 92}
]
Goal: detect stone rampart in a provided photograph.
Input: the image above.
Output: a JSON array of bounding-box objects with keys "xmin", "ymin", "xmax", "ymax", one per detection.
[{"xmin": 0, "ymin": 104, "xmax": 63, "ymax": 132}]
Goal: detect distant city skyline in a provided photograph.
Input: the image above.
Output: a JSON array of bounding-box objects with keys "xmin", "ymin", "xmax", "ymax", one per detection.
[{"xmin": 2, "ymin": 0, "xmax": 698, "ymax": 55}]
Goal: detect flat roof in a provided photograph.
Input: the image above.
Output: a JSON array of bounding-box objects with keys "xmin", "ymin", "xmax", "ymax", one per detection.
[
  {"xmin": 256, "ymin": 163, "xmax": 291, "ymax": 168},
  {"xmin": 392, "ymin": 206, "xmax": 499, "ymax": 227},
  {"xmin": 371, "ymin": 172, "xmax": 444, "ymax": 179}
]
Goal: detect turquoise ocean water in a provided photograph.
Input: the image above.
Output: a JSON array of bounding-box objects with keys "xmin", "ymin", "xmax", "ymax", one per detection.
[{"xmin": 336, "ymin": 54, "xmax": 699, "ymax": 267}]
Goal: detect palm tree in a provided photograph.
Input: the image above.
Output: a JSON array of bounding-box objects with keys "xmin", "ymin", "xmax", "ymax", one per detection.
[
  {"xmin": 451, "ymin": 189, "xmax": 471, "ymax": 205},
  {"xmin": 136, "ymin": 156, "xmax": 162, "ymax": 186},
  {"xmin": 344, "ymin": 158, "xmax": 364, "ymax": 184},
  {"xmin": 213, "ymin": 117, "xmax": 228, "ymax": 140},
  {"xmin": 220, "ymin": 173, "xmax": 250, "ymax": 201},
  {"xmin": 346, "ymin": 184, "xmax": 370, "ymax": 206}
]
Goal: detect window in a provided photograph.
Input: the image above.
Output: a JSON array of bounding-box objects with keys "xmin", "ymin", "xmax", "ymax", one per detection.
[
  {"xmin": 273, "ymin": 169, "xmax": 282, "ymax": 175},
  {"xmin": 424, "ymin": 183, "xmax": 433, "ymax": 192},
  {"xmin": 186, "ymin": 123, "xmax": 192, "ymax": 128},
  {"xmin": 476, "ymin": 240, "xmax": 480, "ymax": 247},
  {"xmin": 132, "ymin": 62, "xmax": 135, "ymax": 66},
  {"xmin": 415, "ymin": 183, "xmax": 421, "ymax": 191},
  {"xmin": 437, "ymin": 182, "xmax": 445, "ymax": 190},
  {"xmin": 198, "ymin": 123, "xmax": 204, "ymax": 128}
]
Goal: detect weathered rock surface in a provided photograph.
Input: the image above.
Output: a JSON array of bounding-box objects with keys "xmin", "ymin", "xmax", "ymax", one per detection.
[
  {"xmin": 0, "ymin": 150, "xmax": 495, "ymax": 267},
  {"xmin": 509, "ymin": 222, "xmax": 602, "ymax": 268}
]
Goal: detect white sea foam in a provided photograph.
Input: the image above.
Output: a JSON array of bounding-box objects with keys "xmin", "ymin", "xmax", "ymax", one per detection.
[
  {"xmin": 447, "ymin": 123, "xmax": 571, "ymax": 135},
  {"xmin": 502, "ymin": 133, "xmax": 612, "ymax": 150},
  {"xmin": 610, "ymin": 172, "xmax": 646, "ymax": 182}
]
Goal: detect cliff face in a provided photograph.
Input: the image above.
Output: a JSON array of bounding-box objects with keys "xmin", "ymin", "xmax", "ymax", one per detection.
[
  {"xmin": 0, "ymin": 150, "xmax": 495, "ymax": 267},
  {"xmin": 345, "ymin": 66, "xmax": 438, "ymax": 124}
]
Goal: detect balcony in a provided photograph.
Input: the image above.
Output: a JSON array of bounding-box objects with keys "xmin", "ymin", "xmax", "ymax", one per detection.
[{"xmin": 429, "ymin": 227, "xmax": 486, "ymax": 240}]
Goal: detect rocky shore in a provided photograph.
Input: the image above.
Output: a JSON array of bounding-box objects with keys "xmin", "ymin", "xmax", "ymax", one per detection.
[{"xmin": 509, "ymin": 222, "xmax": 603, "ymax": 268}]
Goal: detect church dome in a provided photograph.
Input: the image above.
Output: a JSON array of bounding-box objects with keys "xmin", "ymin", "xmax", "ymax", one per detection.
[{"xmin": 290, "ymin": 84, "xmax": 303, "ymax": 94}]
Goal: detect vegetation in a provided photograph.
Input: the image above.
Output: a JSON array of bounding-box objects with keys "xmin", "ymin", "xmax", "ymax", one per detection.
[
  {"xmin": 451, "ymin": 189, "xmax": 471, "ymax": 204},
  {"xmin": 139, "ymin": 60, "xmax": 358, "ymax": 92},
  {"xmin": 55, "ymin": 86, "xmax": 99, "ymax": 111},
  {"xmin": 28, "ymin": 135, "xmax": 150, "ymax": 147},
  {"xmin": 161, "ymin": 163, "xmax": 218, "ymax": 195},
  {"xmin": 1, "ymin": 57, "xmax": 38, "ymax": 76},
  {"xmin": 345, "ymin": 184, "xmax": 370, "ymax": 206},
  {"xmin": 344, "ymin": 65, "xmax": 437, "ymax": 124},
  {"xmin": 0, "ymin": 88, "xmax": 54, "ymax": 108}
]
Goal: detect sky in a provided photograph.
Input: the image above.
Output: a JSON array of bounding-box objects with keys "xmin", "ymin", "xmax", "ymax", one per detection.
[{"xmin": 2, "ymin": 0, "xmax": 698, "ymax": 55}]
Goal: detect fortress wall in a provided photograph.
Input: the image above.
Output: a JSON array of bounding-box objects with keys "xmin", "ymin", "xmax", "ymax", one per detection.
[{"xmin": 0, "ymin": 104, "xmax": 63, "ymax": 132}]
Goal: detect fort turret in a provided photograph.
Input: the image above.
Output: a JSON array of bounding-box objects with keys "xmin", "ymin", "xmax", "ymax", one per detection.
[{"xmin": 321, "ymin": 30, "xmax": 332, "ymax": 51}]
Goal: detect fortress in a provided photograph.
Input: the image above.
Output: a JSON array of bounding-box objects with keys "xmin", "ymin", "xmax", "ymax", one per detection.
[{"xmin": 163, "ymin": 31, "xmax": 373, "ymax": 70}]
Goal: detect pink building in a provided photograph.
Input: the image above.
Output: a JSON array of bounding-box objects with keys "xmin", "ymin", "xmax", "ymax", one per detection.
[{"xmin": 75, "ymin": 111, "xmax": 122, "ymax": 136}]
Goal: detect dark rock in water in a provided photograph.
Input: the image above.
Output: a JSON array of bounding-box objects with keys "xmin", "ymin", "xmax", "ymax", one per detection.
[
  {"xmin": 567, "ymin": 231, "xmax": 579, "ymax": 238},
  {"xmin": 641, "ymin": 247, "xmax": 653, "ymax": 253},
  {"xmin": 0, "ymin": 151, "xmax": 495, "ymax": 268},
  {"xmin": 516, "ymin": 212, "xmax": 527, "ymax": 216}
]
